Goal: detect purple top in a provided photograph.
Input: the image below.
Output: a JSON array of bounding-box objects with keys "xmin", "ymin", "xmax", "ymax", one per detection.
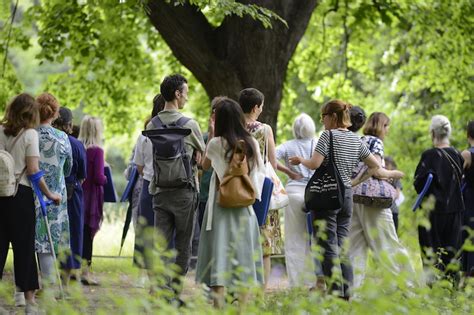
[{"xmin": 82, "ymin": 146, "xmax": 107, "ymax": 236}]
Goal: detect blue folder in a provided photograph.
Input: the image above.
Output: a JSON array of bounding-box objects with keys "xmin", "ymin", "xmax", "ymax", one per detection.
[
  {"xmin": 253, "ymin": 177, "xmax": 273, "ymax": 226},
  {"xmin": 120, "ymin": 166, "xmax": 139, "ymax": 203},
  {"xmin": 412, "ymin": 173, "xmax": 433, "ymax": 212},
  {"xmin": 104, "ymin": 166, "xmax": 117, "ymax": 203}
]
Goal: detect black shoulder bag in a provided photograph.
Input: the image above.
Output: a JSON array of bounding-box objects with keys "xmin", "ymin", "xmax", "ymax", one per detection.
[{"xmin": 304, "ymin": 130, "xmax": 345, "ymax": 212}]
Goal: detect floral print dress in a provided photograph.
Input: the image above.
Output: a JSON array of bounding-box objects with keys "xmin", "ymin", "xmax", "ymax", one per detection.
[
  {"xmin": 35, "ymin": 125, "xmax": 72, "ymax": 254},
  {"xmin": 247, "ymin": 121, "xmax": 283, "ymax": 256}
]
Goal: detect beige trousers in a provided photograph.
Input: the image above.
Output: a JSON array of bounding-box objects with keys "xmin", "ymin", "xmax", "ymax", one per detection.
[{"xmin": 349, "ymin": 203, "xmax": 415, "ymax": 288}]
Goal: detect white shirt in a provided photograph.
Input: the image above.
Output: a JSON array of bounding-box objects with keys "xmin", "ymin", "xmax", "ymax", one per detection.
[
  {"xmin": 276, "ymin": 138, "xmax": 317, "ymax": 186},
  {"xmin": 133, "ymin": 134, "xmax": 154, "ymax": 182},
  {"xmin": 205, "ymin": 137, "xmax": 266, "ymax": 231},
  {"xmin": 0, "ymin": 127, "xmax": 40, "ymax": 187}
]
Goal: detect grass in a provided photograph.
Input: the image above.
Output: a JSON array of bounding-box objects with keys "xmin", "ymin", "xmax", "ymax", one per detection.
[{"xmin": 1, "ymin": 204, "xmax": 474, "ymax": 314}]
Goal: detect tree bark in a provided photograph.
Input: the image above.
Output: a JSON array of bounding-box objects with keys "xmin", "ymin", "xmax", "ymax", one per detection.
[{"xmin": 145, "ymin": 0, "xmax": 319, "ymax": 132}]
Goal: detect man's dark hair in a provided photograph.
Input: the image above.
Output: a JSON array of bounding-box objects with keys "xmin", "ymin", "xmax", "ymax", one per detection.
[
  {"xmin": 238, "ymin": 88, "xmax": 264, "ymax": 113},
  {"xmin": 467, "ymin": 120, "xmax": 474, "ymax": 139},
  {"xmin": 160, "ymin": 74, "xmax": 188, "ymax": 102}
]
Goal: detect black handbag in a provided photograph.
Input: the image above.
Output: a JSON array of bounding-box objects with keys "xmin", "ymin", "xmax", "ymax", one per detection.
[{"xmin": 304, "ymin": 130, "xmax": 345, "ymax": 212}]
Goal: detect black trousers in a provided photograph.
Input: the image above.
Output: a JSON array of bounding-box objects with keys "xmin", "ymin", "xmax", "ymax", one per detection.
[
  {"xmin": 82, "ymin": 225, "xmax": 93, "ymax": 266},
  {"xmin": 312, "ymin": 188, "xmax": 353, "ymax": 298},
  {"xmin": 418, "ymin": 211, "xmax": 462, "ymax": 275},
  {"xmin": 0, "ymin": 185, "xmax": 40, "ymax": 291}
]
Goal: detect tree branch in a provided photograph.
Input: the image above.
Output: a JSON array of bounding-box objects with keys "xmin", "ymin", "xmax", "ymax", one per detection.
[{"xmin": 145, "ymin": 1, "xmax": 217, "ymax": 75}]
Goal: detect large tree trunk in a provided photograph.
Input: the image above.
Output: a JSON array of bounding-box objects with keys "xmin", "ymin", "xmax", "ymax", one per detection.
[{"xmin": 145, "ymin": 0, "xmax": 319, "ymax": 132}]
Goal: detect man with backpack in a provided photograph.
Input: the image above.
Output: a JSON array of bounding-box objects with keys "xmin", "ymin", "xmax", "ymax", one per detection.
[{"xmin": 144, "ymin": 74, "xmax": 205, "ymax": 300}]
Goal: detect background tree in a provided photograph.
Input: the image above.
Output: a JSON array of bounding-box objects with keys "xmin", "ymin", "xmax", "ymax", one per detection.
[{"xmin": 144, "ymin": 0, "xmax": 318, "ymax": 129}]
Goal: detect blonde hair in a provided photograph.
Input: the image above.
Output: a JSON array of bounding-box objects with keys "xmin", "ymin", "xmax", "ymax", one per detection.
[
  {"xmin": 363, "ymin": 112, "xmax": 390, "ymax": 139},
  {"xmin": 430, "ymin": 115, "xmax": 451, "ymax": 145},
  {"xmin": 321, "ymin": 99, "xmax": 352, "ymax": 128},
  {"xmin": 293, "ymin": 113, "xmax": 316, "ymax": 139},
  {"xmin": 78, "ymin": 115, "xmax": 104, "ymax": 148}
]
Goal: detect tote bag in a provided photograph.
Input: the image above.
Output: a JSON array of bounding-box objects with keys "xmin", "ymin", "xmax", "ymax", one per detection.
[
  {"xmin": 352, "ymin": 137, "xmax": 395, "ymax": 208},
  {"xmin": 304, "ymin": 130, "xmax": 345, "ymax": 212}
]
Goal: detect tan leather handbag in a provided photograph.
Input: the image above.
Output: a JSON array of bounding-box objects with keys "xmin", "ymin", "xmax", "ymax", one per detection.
[{"xmin": 217, "ymin": 140, "xmax": 256, "ymax": 208}]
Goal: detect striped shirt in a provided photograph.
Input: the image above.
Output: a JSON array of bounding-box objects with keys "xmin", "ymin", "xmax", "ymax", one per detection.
[{"xmin": 315, "ymin": 129, "xmax": 371, "ymax": 188}]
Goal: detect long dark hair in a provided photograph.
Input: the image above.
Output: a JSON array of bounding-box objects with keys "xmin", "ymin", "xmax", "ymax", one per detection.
[{"xmin": 214, "ymin": 97, "xmax": 255, "ymax": 162}]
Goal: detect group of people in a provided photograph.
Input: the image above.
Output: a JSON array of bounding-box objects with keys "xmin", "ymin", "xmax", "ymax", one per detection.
[
  {"xmin": 0, "ymin": 73, "xmax": 473, "ymax": 311},
  {"xmin": 0, "ymin": 93, "xmax": 107, "ymax": 312},
  {"xmin": 124, "ymin": 74, "xmax": 474, "ymax": 307}
]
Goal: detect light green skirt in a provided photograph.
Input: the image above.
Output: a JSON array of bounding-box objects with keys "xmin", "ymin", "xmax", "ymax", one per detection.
[{"xmin": 195, "ymin": 200, "xmax": 263, "ymax": 287}]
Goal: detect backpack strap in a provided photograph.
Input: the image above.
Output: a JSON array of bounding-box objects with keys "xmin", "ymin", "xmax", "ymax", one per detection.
[
  {"xmin": 151, "ymin": 115, "xmax": 164, "ymax": 128},
  {"xmin": 151, "ymin": 115, "xmax": 191, "ymax": 129},
  {"xmin": 175, "ymin": 116, "xmax": 191, "ymax": 127}
]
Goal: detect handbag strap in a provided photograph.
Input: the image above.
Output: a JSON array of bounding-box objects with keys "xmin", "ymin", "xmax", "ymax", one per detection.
[
  {"xmin": 263, "ymin": 124, "xmax": 269, "ymax": 165},
  {"xmin": 438, "ymin": 148, "xmax": 463, "ymax": 186},
  {"xmin": 6, "ymin": 129, "xmax": 27, "ymax": 195}
]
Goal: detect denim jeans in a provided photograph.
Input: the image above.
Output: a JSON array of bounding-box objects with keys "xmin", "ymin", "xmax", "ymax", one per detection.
[{"xmin": 312, "ymin": 188, "xmax": 353, "ymax": 298}]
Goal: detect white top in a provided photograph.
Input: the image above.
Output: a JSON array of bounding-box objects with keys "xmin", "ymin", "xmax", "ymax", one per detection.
[
  {"xmin": 276, "ymin": 138, "xmax": 317, "ymax": 186},
  {"xmin": 133, "ymin": 134, "xmax": 154, "ymax": 182},
  {"xmin": 0, "ymin": 126, "xmax": 40, "ymax": 187},
  {"xmin": 205, "ymin": 137, "xmax": 266, "ymax": 231}
]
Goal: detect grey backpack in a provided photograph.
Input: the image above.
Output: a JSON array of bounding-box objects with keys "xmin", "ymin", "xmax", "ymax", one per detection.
[{"xmin": 142, "ymin": 116, "xmax": 193, "ymax": 188}]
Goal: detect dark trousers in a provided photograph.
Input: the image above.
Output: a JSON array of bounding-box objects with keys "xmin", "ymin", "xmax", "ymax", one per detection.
[
  {"xmin": 0, "ymin": 185, "xmax": 40, "ymax": 291},
  {"xmin": 392, "ymin": 213, "xmax": 399, "ymax": 234},
  {"xmin": 82, "ymin": 225, "xmax": 94, "ymax": 266},
  {"xmin": 418, "ymin": 211, "xmax": 462, "ymax": 276},
  {"xmin": 153, "ymin": 186, "xmax": 197, "ymax": 279},
  {"xmin": 312, "ymin": 188, "xmax": 353, "ymax": 298}
]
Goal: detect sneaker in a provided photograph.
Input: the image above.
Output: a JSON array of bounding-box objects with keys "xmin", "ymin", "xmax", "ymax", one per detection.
[
  {"xmin": 25, "ymin": 301, "xmax": 39, "ymax": 315},
  {"xmin": 14, "ymin": 291, "xmax": 26, "ymax": 307}
]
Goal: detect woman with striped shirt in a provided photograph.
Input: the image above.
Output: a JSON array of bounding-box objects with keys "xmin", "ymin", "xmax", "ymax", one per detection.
[{"xmin": 289, "ymin": 100, "xmax": 403, "ymax": 299}]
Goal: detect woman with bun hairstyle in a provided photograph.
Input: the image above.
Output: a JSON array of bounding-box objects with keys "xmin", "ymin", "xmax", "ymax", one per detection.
[
  {"xmin": 53, "ymin": 107, "xmax": 87, "ymax": 284},
  {"xmin": 289, "ymin": 100, "xmax": 403, "ymax": 299},
  {"xmin": 0, "ymin": 94, "xmax": 60, "ymax": 310},
  {"xmin": 414, "ymin": 115, "xmax": 464, "ymax": 282},
  {"xmin": 79, "ymin": 115, "xmax": 107, "ymax": 285},
  {"xmin": 35, "ymin": 93, "xmax": 73, "ymax": 285}
]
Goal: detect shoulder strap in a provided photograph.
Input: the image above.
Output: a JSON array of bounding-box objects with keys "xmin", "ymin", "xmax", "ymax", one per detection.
[
  {"xmin": 263, "ymin": 124, "xmax": 269, "ymax": 164},
  {"xmin": 6, "ymin": 129, "xmax": 26, "ymax": 152},
  {"xmin": 175, "ymin": 116, "xmax": 191, "ymax": 127},
  {"xmin": 151, "ymin": 115, "xmax": 164, "ymax": 128},
  {"xmin": 328, "ymin": 130, "xmax": 334, "ymax": 161},
  {"xmin": 439, "ymin": 149, "xmax": 463, "ymax": 185}
]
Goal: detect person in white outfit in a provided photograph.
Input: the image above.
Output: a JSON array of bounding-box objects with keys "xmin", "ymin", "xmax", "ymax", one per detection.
[
  {"xmin": 349, "ymin": 112, "xmax": 415, "ymax": 289},
  {"xmin": 276, "ymin": 113, "xmax": 320, "ymax": 288}
]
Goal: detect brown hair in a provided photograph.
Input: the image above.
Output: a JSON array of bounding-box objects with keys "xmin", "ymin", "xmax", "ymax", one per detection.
[
  {"xmin": 1, "ymin": 93, "xmax": 39, "ymax": 136},
  {"xmin": 363, "ymin": 112, "xmax": 390, "ymax": 138},
  {"xmin": 321, "ymin": 99, "xmax": 352, "ymax": 128},
  {"xmin": 36, "ymin": 92, "xmax": 60, "ymax": 122}
]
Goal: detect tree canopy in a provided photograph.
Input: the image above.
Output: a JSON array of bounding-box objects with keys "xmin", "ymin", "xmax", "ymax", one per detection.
[{"xmin": 0, "ymin": 0, "xmax": 472, "ymax": 164}]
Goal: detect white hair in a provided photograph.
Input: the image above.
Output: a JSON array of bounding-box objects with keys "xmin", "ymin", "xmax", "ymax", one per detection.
[
  {"xmin": 78, "ymin": 115, "xmax": 104, "ymax": 148},
  {"xmin": 430, "ymin": 114, "xmax": 451, "ymax": 145},
  {"xmin": 293, "ymin": 113, "xmax": 316, "ymax": 139}
]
